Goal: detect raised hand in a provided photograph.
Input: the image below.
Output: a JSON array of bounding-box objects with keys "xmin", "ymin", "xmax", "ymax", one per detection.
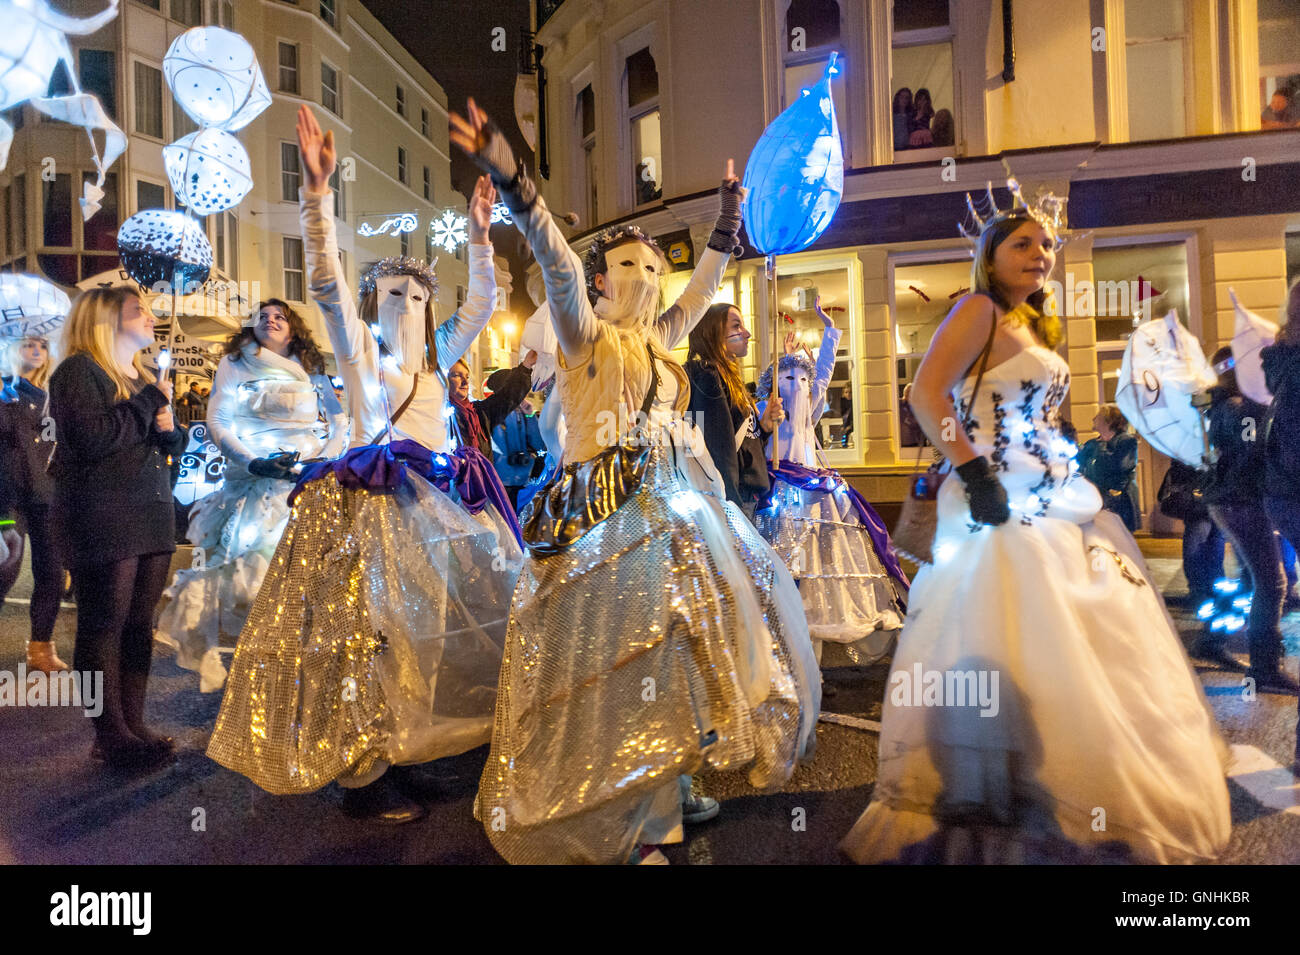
[
  {"xmin": 815, "ymin": 294, "xmax": 835, "ymax": 330},
  {"xmin": 296, "ymin": 105, "xmax": 336, "ymax": 196},
  {"xmin": 783, "ymin": 330, "xmax": 798, "ymax": 355},
  {"xmin": 450, "ymin": 98, "xmax": 518, "ymax": 185},
  {"xmin": 522, "ymin": 349, "xmax": 539, "ymax": 369},
  {"xmin": 467, "ymin": 175, "xmax": 496, "ymax": 244}
]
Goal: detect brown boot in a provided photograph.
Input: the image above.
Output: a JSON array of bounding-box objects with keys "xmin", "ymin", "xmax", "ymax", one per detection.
[{"xmin": 27, "ymin": 640, "xmax": 69, "ymax": 674}]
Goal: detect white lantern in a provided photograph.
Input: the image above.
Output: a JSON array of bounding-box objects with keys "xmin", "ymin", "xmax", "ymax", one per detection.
[
  {"xmin": 0, "ymin": 273, "xmax": 71, "ymax": 340},
  {"xmin": 163, "ymin": 129, "xmax": 253, "ymax": 216},
  {"xmin": 118, "ymin": 209, "xmax": 213, "ymax": 292},
  {"xmin": 163, "ymin": 26, "xmax": 271, "ymax": 132}
]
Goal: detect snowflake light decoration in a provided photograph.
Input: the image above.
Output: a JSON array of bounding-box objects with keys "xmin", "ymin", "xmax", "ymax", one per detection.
[{"xmin": 430, "ymin": 209, "xmax": 468, "ymax": 253}]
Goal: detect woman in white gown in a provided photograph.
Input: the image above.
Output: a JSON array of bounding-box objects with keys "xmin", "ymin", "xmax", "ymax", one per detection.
[
  {"xmin": 453, "ymin": 99, "xmax": 819, "ymax": 864},
  {"xmin": 840, "ymin": 190, "xmax": 1230, "ymax": 864},
  {"xmin": 156, "ymin": 301, "xmax": 347, "ymax": 691},
  {"xmin": 754, "ymin": 299, "xmax": 910, "ymax": 663},
  {"xmin": 208, "ymin": 107, "xmax": 522, "ymax": 824}
]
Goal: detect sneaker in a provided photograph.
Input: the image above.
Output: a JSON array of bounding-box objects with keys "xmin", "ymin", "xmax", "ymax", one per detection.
[{"xmin": 681, "ymin": 792, "xmax": 720, "ymax": 825}]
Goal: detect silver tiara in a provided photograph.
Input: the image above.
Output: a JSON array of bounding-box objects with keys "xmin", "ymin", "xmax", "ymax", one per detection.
[
  {"xmin": 757, "ymin": 351, "xmax": 817, "ymax": 399},
  {"xmin": 958, "ymin": 178, "xmax": 1068, "ymax": 247},
  {"xmin": 358, "ymin": 256, "xmax": 440, "ymax": 300}
]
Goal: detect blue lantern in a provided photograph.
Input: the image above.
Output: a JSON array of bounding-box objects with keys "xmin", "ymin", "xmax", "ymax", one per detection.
[{"xmin": 742, "ymin": 53, "xmax": 843, "ymax": 256}]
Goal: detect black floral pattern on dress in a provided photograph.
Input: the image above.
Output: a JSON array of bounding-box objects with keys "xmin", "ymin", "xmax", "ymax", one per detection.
[{"xmin": 989, "ymin": 391, "xmax": 1010, "ymax": 472}]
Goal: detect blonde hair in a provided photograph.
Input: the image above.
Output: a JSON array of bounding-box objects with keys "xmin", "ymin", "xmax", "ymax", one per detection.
[
  {"xmin": 7, "ymin": 335, "xmax": 52, "ymax": 390},
  {"xmin": 971, "ymin": 215, "xmax": 1064, "ymax": 348},
  {"xmin": 60, "ymin": 286, "xmax": 154, "ymax": 400}
]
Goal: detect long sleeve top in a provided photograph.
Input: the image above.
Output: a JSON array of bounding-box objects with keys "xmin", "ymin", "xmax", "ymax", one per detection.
[
  {"xmin": 762, "ymin": 325, "xmax": 841, "ymax": 467},
  {"xmin": 206, "ymin": 344, "xmax": 348, "ymax": 475},
  {"xmin": 48, "ymin": 353, "xmax": 186, "ymax": 564},
  {"xmin": 299, "ymin": 188, "xmax": 496, "ymax": 451},
  {"xmin": 506, "ymin": 187, "xmax": 729, "ymax": 464},
  {"xmin": 1204, "ymin": 391, "xmax": 1269, "ymax": 507}
]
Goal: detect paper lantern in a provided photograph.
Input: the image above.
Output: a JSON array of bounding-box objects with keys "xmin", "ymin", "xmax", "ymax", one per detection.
[
  {"xmin": 742, "ymin": 53, "xmax": 843, "ymax": 256},
  {"xmin": 1115, "ymin": 309, "xmax": 1217, "ymax": 466},
  {"xmin": 163, "ymin": 26, "xmax": 271, "ymax": 132},
  {"xmin": 117, "ymin": 210, "xmax": 213, "ymax": 292},
  {"xmin": 0, "ymin": 273, "xmax": 70, "ymax": 339},
  {"xmin": 1228, "ymin": 287, "xmax": 1277, "ymax": 405},
  {"xmin": 163, "ymin": 129, "xmax": 253, "ymax": 216}
]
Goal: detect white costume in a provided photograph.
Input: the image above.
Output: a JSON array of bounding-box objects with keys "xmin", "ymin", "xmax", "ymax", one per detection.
[
  {"xmin": 755, "ymin": 326, "xmax": 909, "ymax": 661},
  {"xmin": 156, "ymin": 342, "xmax": 347, "ymax": 691},
  {"xmin": 840, "ymin": 344, "xmax": 1230, "ymax": 863},
  {"xmin": 207, "ymin": 190, "xmax": 523, "ymax": 794}
]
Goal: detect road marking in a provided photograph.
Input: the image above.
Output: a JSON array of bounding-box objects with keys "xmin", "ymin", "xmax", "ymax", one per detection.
[
  {"xmin": 3, "ymin": 598, "xmax": 76, "ymax": 609},
  {"xmin": 819, "ymin": 712, "xmax": 881, "ymax": 733},
  {"xmin": 1227, "ymin": 743, "xmax": 1300, "ymax": 816}
]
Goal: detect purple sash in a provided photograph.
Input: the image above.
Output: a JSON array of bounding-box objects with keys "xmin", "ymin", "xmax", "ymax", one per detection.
[
  {"xmin": 761, "ymin": 460, "xmax": 910, "ymax": 589},
  {"xmin": 289, "ymin": 440, "xmax": 522, "ymax": 547}
]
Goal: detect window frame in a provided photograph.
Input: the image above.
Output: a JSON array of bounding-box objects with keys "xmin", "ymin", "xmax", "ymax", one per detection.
[
  {"xmin": 131, "ymin": 58, "xmax": 165, "ymax": 141},
  {"xmin": 422, "ymin": 165, "xmax": 431, "ymax": 201},
  {"xmin": 319, "ymin": 0, "xmax": 337, "ymax": 29},
  {"xmin": 170, "ymin": 0, "xmax": 203, "ymax": 27},
  {"xmin": 320, "ymin": 60, "xmax": 340, "ymax": 116},
  {"xmin": 278, "ymin": 41, "xmax": 300, "ymax": 96},
  {"xmin": 624, "ymin": 47, "xmax": 662, "ymax": 210},
  {"xmin": 397, "ymin": 146, "xmax": 408, "ymax": 186},
  {"xmin": 280, "ymin": 141, "xmax": 301, "ymax": 202},
  {"xmin": 889, "ymin": 3, "xmax": 958, "ymax": 163},
  {"xmin": 396, "ymin": 84, "xmax": 406, "ymax": 119},
  {"xmin": 282, "ymin": 235, "xmax": 305, "ymax": 303}
]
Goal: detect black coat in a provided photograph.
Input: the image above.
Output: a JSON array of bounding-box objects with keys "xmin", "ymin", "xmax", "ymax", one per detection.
[
  {"xmin": 685, "ymin": 359, "xmax": 769, "ymax": 507},
  {"xmin": 0, "ymin": 376, "xmax": 55, "ymax": 520},
  {"xmin": 1263, "ymin": 341, "xmax": 1300, "ymax": 501},
  {"xmin": 1078, "ymin": 432, "xmax": 1140, "ymax": 530},
  {"xmin": 1204, "ymin": 389, "xmax": 1269, "ymax": 507},
  {"xmin": 48, "ymin": 353, "xmax": 187, "ymax": 566},
  {"xmin": 454, "ymin": 363, "xmax": 533, "ymax": 460}
]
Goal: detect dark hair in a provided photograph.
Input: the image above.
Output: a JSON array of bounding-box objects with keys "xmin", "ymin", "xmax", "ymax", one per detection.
[
  {"xmin": 1210, "ymin": 345, "xmax": 1239, "ymax": 398},
  {"xmin": 687, "ymin": 303, "xmax": 755, "ymax": 415},
  {"xmin": 913, "ymin": 88, "xmax": 934, "ymax": 122},
  {"xmin": 932, "ymin": 108, "xmax": 955, "ymax": 146},
  {"xmin": 892, "ymin": 87, "xmax": 912, "ymax": 113},
  {"xmin": 224, "ymin": 299, "xmax": 325, "ymax": 375},
  {"xmin": 1096, "ymin": 403, "xmax": 1129, "ymax": 435}
]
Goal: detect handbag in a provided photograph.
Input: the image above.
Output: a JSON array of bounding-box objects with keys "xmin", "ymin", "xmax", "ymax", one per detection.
[
  {"xmin": 1157, "ymin": 463, "xmax": 1207, "ymax": 522},
  {"xmin": 891, "ymin": 312, "xmax": 998, "ymax": 565}
]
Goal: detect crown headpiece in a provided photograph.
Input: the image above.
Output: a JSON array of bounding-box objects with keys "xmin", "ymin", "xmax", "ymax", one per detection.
[
  {"xmin": 582, "ymin": 225, "xmax": 663, "ymax": 304},
  {"xmin": 358, "ymin": 256, "xmax": 440, "ymax": 300},
  {"xmin": 958, "ymin": 178, "xmax": 1068, "ymax": 249}
]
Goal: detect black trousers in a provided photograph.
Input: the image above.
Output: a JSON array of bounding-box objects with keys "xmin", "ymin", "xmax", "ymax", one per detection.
[
  {"xmin": 0, "ymin": 499, "xmax": 63, "ymax": 642},
  {"xmin": 1207, "ymin": 502, "xmax": 1284, "ymax": 672}
]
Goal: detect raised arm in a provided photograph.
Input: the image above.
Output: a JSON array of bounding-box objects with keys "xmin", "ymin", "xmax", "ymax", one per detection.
[
  {"xmin": 450, "ymin": 98, "xmax": 599, "ymax": 359},
  {"xmin": 809, "ymin": 299, "xmax": 842, "ymax": 425},
  {"xmin": 656, "ymin": 163, "xmax": 745, "ymax": 350},
  {"xmin": 435, "ymin": 175, "xmax": 498, "ymax": 370}
]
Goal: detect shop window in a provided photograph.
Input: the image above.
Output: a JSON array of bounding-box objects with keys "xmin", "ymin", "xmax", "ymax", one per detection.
[
  {"xmin": 891, "ymin": 256, "xmax": 968, "ymax": 450},
  {"xmin": 1258, "ymin": 0, "xmax": 1300, "ymax": 128}
]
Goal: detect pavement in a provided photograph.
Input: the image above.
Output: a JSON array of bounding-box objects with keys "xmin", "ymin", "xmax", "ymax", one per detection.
[{"xmin": 1, "ymin": 536, "xmax": 1298, "ymax": 865}]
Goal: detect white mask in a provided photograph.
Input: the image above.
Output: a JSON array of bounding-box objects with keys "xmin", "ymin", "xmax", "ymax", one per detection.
[
  {"xmin": 594, "ymin": 241, "xmax": 661, "ymax": 331},
  {"xmin": 376, "ymin": 275, "xmax": 432, "ymax": 372},
  {"xmin": 777, "ymin": 364, "xmax": 814, "ymax": 450}
]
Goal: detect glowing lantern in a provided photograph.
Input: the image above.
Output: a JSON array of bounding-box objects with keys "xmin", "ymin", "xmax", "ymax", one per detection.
[
  {"xmin": 1228, "ymin": 287, "xmax": 1277, "ymax": 405},
  {"xmin": 163, "ymin": 128, "xmax": 254, "ymax": 216},
  {"xmin": 163, "ymin": 27, "xmax": 271, "ymax": 131},
  {"xmin": 741, "ymin": 52, "xmax": 844, "ymax": 256},
  {"xmin": 0, "ymin": 273, "xmax": 70, "ymax": 340},
  {"xmin": 117, "ymin": 210, "xmax": 213, "ymax": 292}
]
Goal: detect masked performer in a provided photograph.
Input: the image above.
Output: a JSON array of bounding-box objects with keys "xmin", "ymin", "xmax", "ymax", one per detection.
[
  {"xmin": 208, "ymin": 106, "xmax": 522, "ymax": 823},
  {"xmin": 452, "ymin": 99, "xmax": 819, "ymax": 865},
  {"xmin": 156, "ymin": 301, "xmax": 347, "ymax": 692},
  {"xmin": 752, "ymin": 299, "xmax": 909, "ymax": 664},
  {"xmin": 840, "ymin": 185, "xmax": 1229, "ymax": 863}
]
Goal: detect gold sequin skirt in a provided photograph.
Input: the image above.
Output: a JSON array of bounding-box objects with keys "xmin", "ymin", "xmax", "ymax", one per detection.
[
  {"xmin": 206, "ymin": 470, "xmax": 522, "ymax": 794},
  {"xmin": 476, "ymin": 445, "xmax": 819, "ymax": 864}
]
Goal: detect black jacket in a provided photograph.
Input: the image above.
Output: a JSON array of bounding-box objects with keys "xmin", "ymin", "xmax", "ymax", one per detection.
[
  {"xmin": 454, "ymin": 363, "xmax": 533, "ymax": 460},
  {"xmin": 685, "ymin": 359, "xmax": 770, "ymax": 507},
  {"xmin": 1204, "ymin": 389, "xmax": 1269, "ymax": 507},
  {"xmin": 1263, "ymin": 341, "xmax": 1300, "ymax": 501},
  {"xmin": 0, "ymin": 376, "xmax": 55, "ymax": 520},
  {"xmin": 1078, "ymin": 432, "xmax": 1140, "ymax": 530},
  {"xmin": 48, "ymin": 353, "xmax": 187, "ymax": 565}
]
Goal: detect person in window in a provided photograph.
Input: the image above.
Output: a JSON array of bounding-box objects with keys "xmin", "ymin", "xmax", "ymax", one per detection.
[
  {"xmin": 1261, "ymin": 89, "xmax": 1300, "ymax": 129},
  {"xmin": 453, "ymin": 97, "xmax": 818, "ymax": 865},
  {"xmin": 753, "ymin": 298, "xmax": 909, "ymax": 664},
  {"xmin": 50, "ymin": 287, "xmax": 187, "ymax": 770},
  {"xmin": 155, "ymin": 300, "xmax": 348, "ymax": 692},
  {"xmin": 931, "ymin": 108, "xmax": 955, "ymax": 147},
  {"xmin": 1077, "ymin": 404, "xmax": 1140, "ymax": 532},
  {"xmin": 892, "ymin": 87, "xmax": 913, "ymax": 150},
  {"xmin": 841, "ymin": 195, "xmax": 1229, "ymax": 863},
  {"xmin": 908, "ymin": 87, "xmax": 935, "ymax": 141},
  {"xmin": 635, "ymin": 162, "xmax": 662, "ymax": 204},
  {"xmin": 0, "ymin": 334, "xmax": 68, "ymax": 675},
  {"xmin": 1201, "ymin": 346, "xmax": 1297, "ymax": 691}
]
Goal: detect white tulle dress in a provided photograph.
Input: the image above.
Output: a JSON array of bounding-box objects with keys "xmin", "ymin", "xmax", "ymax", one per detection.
[
  {"xmin": 156, "ymin": 343, "xmax": 347, "ymax": 691},
  {"xmin": 840, "ymin": 344, "xmax": 1231, "ymax": 864}
]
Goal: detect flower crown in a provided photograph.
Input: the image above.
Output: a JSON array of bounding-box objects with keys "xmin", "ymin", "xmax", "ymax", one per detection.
[
  {"xmin": 756, "ymin": 351, "xmax": 817, "ymax": 399},
  {"xmin": 358, "ymin": 256, "xmax": 440, "ymax": 300},
  {"xmin": 582, "ymin": 225, "xmax": 663, "ymax": 304},
  {"xmin": 958, "ymin": 178, "xmax": 1068, "ymax": 249}
]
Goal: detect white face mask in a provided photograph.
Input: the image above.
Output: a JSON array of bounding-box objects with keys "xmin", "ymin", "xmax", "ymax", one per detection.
[
  {"xmin": 594, "ymin": 242, "xmax": 661, "ymax": 332},
  {"xmin": 777, "ymin": 364, "xmax": 814, "ymax": 444},
  {"xmin": 376, "ymin": 275, "xmax": 432, "ymax": 372}
]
